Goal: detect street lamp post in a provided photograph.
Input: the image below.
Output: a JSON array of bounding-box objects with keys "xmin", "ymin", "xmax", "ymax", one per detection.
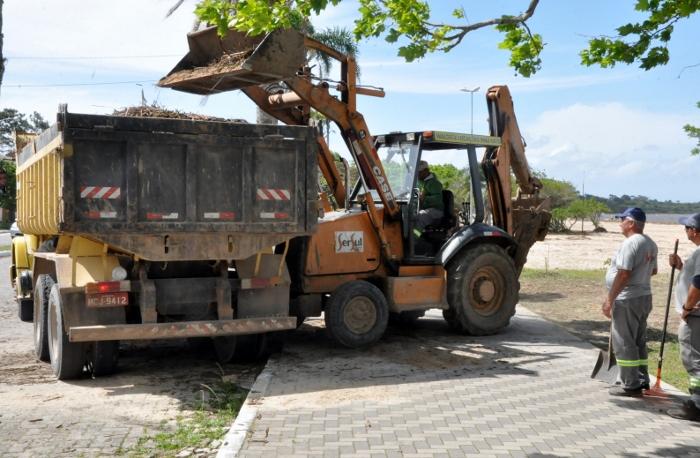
[{"xmin": 460, "ymin": 86, "xmax": 480, "ymax": 134}]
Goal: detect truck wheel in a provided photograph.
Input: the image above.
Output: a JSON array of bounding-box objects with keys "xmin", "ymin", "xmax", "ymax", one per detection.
[
  {"xmin": 389, "ymin": 310, "xmax": 425, "ymax": 327},
  {"xmin": 33, "ymin": 275, "xmax": 55, "ymax": 362},
  {"xmin": 87, "ymin": 341, "xmax": 120, "ymax": 377},
  {"xmin": 18, "ymin": 298, "xmax": 33, "ymax": 322},
  {"xmin": 213, "ymin": 336, "xmax": 237, "ymax": 363},
  {"xmin": 47, "ymin": 285, "xmax": 86, "ymax": 380},
  {"xmin": 446, "ymin": 244, "xmax": 518, "ymax": 336},
  {"xmin": 325, "ymin": 281, "xmax": 388, "ymax": 348}
]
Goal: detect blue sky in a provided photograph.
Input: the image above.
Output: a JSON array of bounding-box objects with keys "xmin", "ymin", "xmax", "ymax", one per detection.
[{"xmin": 2, "ymin": 0, "xmax": 699, "ymax": 202}]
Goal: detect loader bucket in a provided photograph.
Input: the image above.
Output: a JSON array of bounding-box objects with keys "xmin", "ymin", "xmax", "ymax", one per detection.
[{"xmin": 158, "ymin": 27, "xmax": 305, "ymax": 95}]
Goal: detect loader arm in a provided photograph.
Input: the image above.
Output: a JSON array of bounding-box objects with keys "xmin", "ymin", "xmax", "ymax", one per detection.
[
  {"xmin": 158, "ymin": 27, "xmax": 401, "ymax": 262},
  {"xmin": 484, "ymin": 85, "xmax": 550, "ymax": 272},
  {"xmin": 242, "ymin": 85, "xmax": 347, "ymax": 208}
]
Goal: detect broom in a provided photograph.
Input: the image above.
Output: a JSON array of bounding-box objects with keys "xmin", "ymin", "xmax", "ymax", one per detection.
[{"xmin": 645, "ymin": 239, "xmax": 679, "ymax": 396}]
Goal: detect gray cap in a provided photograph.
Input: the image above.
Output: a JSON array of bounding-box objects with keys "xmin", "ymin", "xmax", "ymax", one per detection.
[{"xmin": 679, "ymin": 213, "xmax": 700, "ymax": 229}]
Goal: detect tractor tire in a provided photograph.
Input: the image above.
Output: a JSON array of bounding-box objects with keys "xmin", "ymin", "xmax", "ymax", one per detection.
[
  {"xmin": 33, "ymin": 275, "xmax": 55, "ymax": 362},
  {"xmin": 18, "ymin": 298, "xmax": 33, "ymax": 322},
  {"xmin": 47, "ymin": 285, "xmax": 86, "ymax": 380},
  {"xmin": 87, "ymin": 341, "xmax": 120, "ymax": 377},
  {"xmin": 446, "ymin": 244, "xmax": 519, "ymax": 336},
  {"xmin": 324, "ymin": 281, "xmax": 389, "ymax": 348}
]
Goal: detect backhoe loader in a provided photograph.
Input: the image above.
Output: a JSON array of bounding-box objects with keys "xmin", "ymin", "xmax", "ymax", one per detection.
[{"xmin": 159, "ymin": 27, "xmax": 551, "ymax": 348}]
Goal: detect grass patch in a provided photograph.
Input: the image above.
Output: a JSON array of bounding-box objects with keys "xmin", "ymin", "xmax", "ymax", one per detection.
[
  {"xmin": 117, "ymin": 380, "xmax": 247, "ymax": 456},
  {"xmin": 520, "ymin": 267, "xmax": 606, "ymax": 282},
  {"xmin": 0, "ymin": 244, "xmax": 11, "ymax": 252}
]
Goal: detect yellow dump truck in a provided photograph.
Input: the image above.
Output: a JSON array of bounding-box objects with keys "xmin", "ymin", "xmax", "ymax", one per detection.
[{"xmin": 10, "ymin": 106, "xmax": 318, "ymax": 380}]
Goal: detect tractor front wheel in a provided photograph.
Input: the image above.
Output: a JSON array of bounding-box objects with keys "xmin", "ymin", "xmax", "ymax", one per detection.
[{"xmin": 325, "ymin": 281, "xmax": 388, "ymax": 348}]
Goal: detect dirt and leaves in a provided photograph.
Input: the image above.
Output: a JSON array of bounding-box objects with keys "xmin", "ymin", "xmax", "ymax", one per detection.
[{"xmin": 520, "ymin": 268, "xmax": 687, "ymax": 391}]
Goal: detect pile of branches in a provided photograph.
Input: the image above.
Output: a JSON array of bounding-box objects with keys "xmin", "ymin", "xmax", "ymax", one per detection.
[{"xmin": 113, "ymin": 104, "xmax": 247, "ymax": 123}]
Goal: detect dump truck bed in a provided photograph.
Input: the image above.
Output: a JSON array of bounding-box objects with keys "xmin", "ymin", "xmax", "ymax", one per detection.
[{"xmin": 16, "ymin": 108, "xmax": 318, "ymax": 261}]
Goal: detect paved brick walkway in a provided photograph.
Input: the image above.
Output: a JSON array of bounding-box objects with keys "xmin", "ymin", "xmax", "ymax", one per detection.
[{"xmin": 236, "ymin": 308, "xmax": 700, "ymax": 457}]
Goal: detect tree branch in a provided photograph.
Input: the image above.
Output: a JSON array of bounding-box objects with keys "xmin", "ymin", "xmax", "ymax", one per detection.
[{"xmin": 433, "ymin": 0, "xmax": 540, "ymax": 49}]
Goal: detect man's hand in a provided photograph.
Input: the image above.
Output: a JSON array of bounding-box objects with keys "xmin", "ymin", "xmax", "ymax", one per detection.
[
  {"xmin": 669, "ymin": 253, "xmax": 683, "ymax": 270},
  {"xmin": 682, "ymin": 306, "xmax": 693, "ymax": 321},
  {"xmin": 602, "ymin": 297, "xmax": 612, "ymax": 319}
]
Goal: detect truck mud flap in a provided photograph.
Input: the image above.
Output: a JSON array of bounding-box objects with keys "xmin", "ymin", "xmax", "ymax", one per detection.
[{"xmin": 68, "ymin": 317, "xmax": 297, "ymax": 342}]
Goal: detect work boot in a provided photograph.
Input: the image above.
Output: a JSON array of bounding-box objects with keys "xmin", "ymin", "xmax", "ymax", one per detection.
[
  {"xmin": 609, "ymin": 386, "xmax": 643, "ymax": 397},
  {"xmin": 667, "ymin": 400, "xmax": 700, "ymax": 422}
]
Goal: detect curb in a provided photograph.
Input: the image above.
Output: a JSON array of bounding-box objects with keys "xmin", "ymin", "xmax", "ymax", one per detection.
[
  {"xmin": 0, "ymin": 251, "xmax": 10, "ymax": 258},
  {"xmin": 217, "ymin": 357, "xmax": 275, "ymax": 458}
]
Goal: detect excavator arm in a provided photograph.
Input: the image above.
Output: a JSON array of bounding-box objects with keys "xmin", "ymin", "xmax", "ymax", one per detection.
[{"xmin": 484, "ymin": 85, "xmax": 550, "ymax": 271}]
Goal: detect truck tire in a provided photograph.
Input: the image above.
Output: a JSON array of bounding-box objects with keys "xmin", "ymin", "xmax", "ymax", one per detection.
[
  {"xmin": 213, "ymin": 336, "xmax": 237, "ymax": 363},
  {"xmin": 446, "ymin": 244, "xmax": 518, "ymax": 336},
  {"xmin": 87, "ymin": 341, "xmax": 120, "ymax": 377},
  {"xmin": 47, "ymin": 285, "xmax": 86, "ymax": 380},
  {"xmin": 18, "ymin": 298, "xmax": 33, "ymax": 322},
  {"xmin": 33, "ymin": 275, "xmax": 55, "ymax": 362},
  {"xmin": 325, "ymin": 281, "xmax": 388, "ymax": 348},
  {"xmin": 389, "ymin": 310, "xmax": 425, "ymax": 326}
]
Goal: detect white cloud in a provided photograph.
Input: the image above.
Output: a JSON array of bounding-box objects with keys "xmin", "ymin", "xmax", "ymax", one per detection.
[
  {"xmin": 524, "ymin": 103, "xmax": 697, "ymax": 201},
  {"xmin": 4, "ymin": 0, "xmax": 195, "ymax": 75}
]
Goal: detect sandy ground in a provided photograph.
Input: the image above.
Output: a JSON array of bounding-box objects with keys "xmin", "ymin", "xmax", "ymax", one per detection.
[{"xmin": 525, "ymin": 220, "xmax": 695, "ymax": 274}]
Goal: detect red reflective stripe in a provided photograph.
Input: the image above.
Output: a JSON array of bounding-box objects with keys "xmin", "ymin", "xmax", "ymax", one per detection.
[
  {"xmin": 86, "ymin": 187, "xmax": 101, "ymax": 198},
  {"xmin": 102, "ymin": 187, "xmax": 119, "ymax": 199},
  {"xmin": 220, "ymin": 212, "xmax": 236, "ymax": 220},
  {"xmin": 146, "ymin": 213, "xmax": 161, "ymax": 220},
  {"xmin": 275, "ymin": 212, "xmax": 289, "ymax": 219}
]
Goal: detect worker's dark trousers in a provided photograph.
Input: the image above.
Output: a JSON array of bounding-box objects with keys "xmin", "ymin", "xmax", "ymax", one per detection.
[
  {"xmin": 679, "ymin": 315, "xmax": 700, "ymax": 408},
  {"xmin": 612, "ymin": 295, "xmax": 652, "ymax": 390}
]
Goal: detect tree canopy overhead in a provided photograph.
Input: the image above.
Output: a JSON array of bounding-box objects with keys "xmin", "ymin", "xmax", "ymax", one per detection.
[{"xmin": 193, "ymin": 0, "xmax": 699, "ymax": 77}]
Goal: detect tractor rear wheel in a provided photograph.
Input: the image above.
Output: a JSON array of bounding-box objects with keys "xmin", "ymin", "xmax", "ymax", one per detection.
[
  {"xmin": 325, "ymin": 281, "xmax": 388, "ymax": 348},
  {"xmin": 446, "ymin": 244, "xmax": 518, "ymax": 335}
]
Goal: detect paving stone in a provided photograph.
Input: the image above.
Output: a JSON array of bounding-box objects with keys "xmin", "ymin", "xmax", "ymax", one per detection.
[{"xmin": 235, "ymin": 309, "xmax": 700, "ymax": 457}]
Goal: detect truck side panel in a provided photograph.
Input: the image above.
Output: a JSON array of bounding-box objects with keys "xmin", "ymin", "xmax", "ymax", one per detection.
[{"xmin": 17, "ymin": 112, "xmax": 318, "ymax": 260}]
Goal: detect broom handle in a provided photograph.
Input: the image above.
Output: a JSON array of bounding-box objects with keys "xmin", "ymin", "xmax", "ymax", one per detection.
[{"xmin": 656, "ymin": 239, "xmax": 679, "ymax": 377}]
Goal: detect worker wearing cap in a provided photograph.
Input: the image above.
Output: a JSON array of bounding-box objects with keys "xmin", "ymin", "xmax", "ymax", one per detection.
[
  {"xmin": 602, "ymin": 207, "xmax": 658, "ymax": 396},
  {"xmin": 667, "ymin": 213, "xmax": 700, "ymax": 421},
  {"xmin": 415, "ymin": 160, "xmax": 444, "ymax": 232}
]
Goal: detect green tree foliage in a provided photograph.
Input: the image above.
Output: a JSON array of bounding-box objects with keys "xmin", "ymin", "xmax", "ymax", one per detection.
[
  {"xmin": 0, "ymin": 159, "xmax": 15, "ymax": 212},
  {"xmin": 191, "ymin": 1, "xmax": 699, "ymax": 153},
  {"xmin": 0, "ymin": 108, "xmax": 49, "ymax": 155},
  {"xmin": 685, "ymin": 101, "xmax": 700, "ymax": 155},
  {"xmin": 539, "ymin": 176, "xmax": 579, "ymax": 209},
  {"xmin": 604, "ymin": 193, "xmax": 700, "ymax": 213},
  {"xmin": 566, "ymin": 198, "xmax": 610, "ymax": 229},
  {"xmin": 580, "ymin": 0, "xmax": 700, "ymax": 71},
  {"xmin": 193, "ymin": 0, "xmax": 542, "ymax": 76},
  {"xmin": 430, "ymin": 163, "xmax": 469, "ymax": 206}
]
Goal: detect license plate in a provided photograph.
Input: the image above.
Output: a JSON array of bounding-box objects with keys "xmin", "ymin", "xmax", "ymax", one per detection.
[{"xmin": 86, "ymin": 292, "xmax": 129, "ymax": 308}]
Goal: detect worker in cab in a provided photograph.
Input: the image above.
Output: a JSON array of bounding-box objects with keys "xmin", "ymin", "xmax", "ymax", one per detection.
[{"xmin": 415, "ymin": 160, "xmax": 444, "ymax": 232}]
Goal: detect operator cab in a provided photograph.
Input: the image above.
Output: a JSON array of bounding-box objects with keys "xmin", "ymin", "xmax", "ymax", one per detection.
[{"xmin": 351, "ymin": 130, "xmax": 502, "ymax": 263}]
